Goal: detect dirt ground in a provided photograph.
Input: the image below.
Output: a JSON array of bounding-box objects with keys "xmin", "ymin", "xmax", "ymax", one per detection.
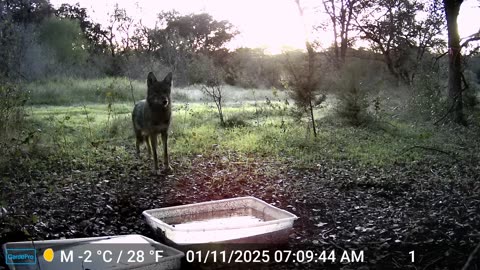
[{"xmin": 1, "ymin": 154, "xmax": 479, "ymax": 269}]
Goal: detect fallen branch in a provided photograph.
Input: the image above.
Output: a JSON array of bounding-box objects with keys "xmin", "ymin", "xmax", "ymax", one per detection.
[
  {"xmin": 461, "ymin": 241, "xmax": 480, "ymax": 270},
  {"xmin": 400, "ymin": 145, "xmax": 452, "ymax": 156},
  {"xmin": 398, "ymin": 145, "xmax": 458, "ymax": 162},
  {"xmin": 423, "ymin": 256, "xmax": 443, "ymax": 270}
]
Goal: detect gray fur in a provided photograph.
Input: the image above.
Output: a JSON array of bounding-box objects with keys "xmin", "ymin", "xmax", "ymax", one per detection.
[{"xmin": 132, "ymin": 72, "xmax": 173, "ymax": 172}]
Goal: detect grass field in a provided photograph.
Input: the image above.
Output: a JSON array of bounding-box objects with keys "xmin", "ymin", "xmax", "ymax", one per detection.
[
  {"xmin": 1, "ymin": 76, "xmax": 475, "ymax": 172},
  {"xmin": 20, "ymin": 99, "xmax": 472, "ymax": 170},
  {"xmin": 25, "ymin": 77, "xmax": 288, "ymax": 105}
]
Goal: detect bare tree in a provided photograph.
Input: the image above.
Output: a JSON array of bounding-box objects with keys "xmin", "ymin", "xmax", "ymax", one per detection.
[
  {"xmin": 323, "ymin": 0, "xmax": 359, "ymax": 66},
  {"xmin": 114, "ymin": 6, "xmax": 134, "ymax": 54},
  {"xmin": 101, "ymin": 7, "xmax": 117, "ymax": 58},
  {"xmin": 202, "ymin": 79, "xmax": 225, "ymax": 127},
  {"xmin": 190, "ymin": 54, "xmax": 226, "ymax": 126}
]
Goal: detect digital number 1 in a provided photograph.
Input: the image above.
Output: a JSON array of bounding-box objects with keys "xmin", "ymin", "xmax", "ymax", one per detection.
[{"xmin": 409, "ymin": 251, "xmax": 414, "ymax": 262}]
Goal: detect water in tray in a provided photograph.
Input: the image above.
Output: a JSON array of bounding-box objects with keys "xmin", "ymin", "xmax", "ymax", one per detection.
[
  {"xmin": 174, "ymin": 215, "xmax": 264, "ymax": 230},
  {"xmin": 164, "ymin": 208, "xmax": 275, "ymax": 230},
  {"xmin": 144, "ymin": 197, "xmax": 298, "ymax": 244}
]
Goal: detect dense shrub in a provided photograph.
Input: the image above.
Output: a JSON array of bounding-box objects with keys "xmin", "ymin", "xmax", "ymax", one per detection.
[
  {"xmin": 463, "ymin": 70, "xmax": 480, "ymax": 111},
  {"xmin": 0, "ymin": 81, "xmax": 27, "ymax": 129},
  {"xmin": 409, "ymin": 70, "xmax": 445, "ymax": 120},
  {"xmin": 0, "ymin": 80, "xmax": 31, "ymax": 170},
  {"xmin": 337, "ymin": 82, "xmax": 369, "ymax": 126},
  {"xmin": 334, "ymin": 61, "xmax": 379, "ymax": 126}
]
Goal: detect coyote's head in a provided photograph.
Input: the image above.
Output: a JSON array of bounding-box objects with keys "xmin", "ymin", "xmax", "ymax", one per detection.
[{"xmin": 147, "ymin": 72, "xmax": 172, "ymax": 110}]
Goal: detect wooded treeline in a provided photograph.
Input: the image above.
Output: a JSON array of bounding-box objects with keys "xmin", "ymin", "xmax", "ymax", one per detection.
[{"xmin": 0, "ymin": 0, "xmax": 479, "ymax": 124}]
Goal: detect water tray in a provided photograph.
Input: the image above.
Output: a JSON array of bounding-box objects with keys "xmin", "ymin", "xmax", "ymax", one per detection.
[
  {"xmin": 142, "ymin": 196, "xmax": 298, "ymax": 246},
  {"xmin": 3, "ymin": 234, "xmax": 184, "ymax": 270}
]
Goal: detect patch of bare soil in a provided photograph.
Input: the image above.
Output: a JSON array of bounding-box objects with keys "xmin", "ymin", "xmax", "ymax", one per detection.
[{"xmin": 1, "ymin": 155, "xmax": 479, "ymax": 269}]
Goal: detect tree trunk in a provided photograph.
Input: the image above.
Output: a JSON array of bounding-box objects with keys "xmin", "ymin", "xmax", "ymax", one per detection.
[
  {"xmin": 340, "ymin": 0, "xmax": 355, "ymax": 64},
  {"xmin": 306, "ymin": 41, "xmax": 317, "ymax": 137},
  {"xmin": 443, "ymin": 0, "xmax": 466, "ymax": 125},
  {"xmin": 383, "ymin": 52, "xmax": 400, "ymax": 82},
  {"xmin": 309, "ymin": 100, "xmax": 317, "ymax": 137},
  {"xmin": 331, "ymin": 1, "xmax": 340, "ymax": 63},
  {"xmin": 215, "ymin": 90, "xmax": 225, "ymax": 126},
  {"xmin": 339, "ymin": 2, "xmax": 347, "ymax": 64},
  {"xmin": 340, "ymin": 34, "xmax": 348, "ymax": 64},
  {"xmin": 296, "ymin": 0, "xmax": 320, "ymax": 137}
]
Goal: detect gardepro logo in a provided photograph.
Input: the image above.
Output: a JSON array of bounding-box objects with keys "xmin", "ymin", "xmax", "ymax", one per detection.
[{"xmin": 5, "ymin": 248, "xmax": 37, "ymax": 265}]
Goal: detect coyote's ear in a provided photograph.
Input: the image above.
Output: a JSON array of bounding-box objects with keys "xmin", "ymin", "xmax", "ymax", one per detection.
[
  {"xmin": 163, "ymin": 72, "xmax": 173, "ymax": 86},
  {"xmin": 147, "ymin": 72, "xmax": 157, "ymax": 87}
]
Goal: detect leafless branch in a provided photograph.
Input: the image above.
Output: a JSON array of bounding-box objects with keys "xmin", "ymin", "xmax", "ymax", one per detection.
[
  {"xmin": 461, "ymin": 242, "xmax": 480, "ymax": 270},
  {"xmin": 461, "ymin": 32, "xmax": 480, "ymax": 48},
  {"xmin": 433, "ymin": 51, "xmax": 448, "ymax": 66},
  {"xmin": 398, "ymin": 145, "xmax": 458, "ymax": 162}
]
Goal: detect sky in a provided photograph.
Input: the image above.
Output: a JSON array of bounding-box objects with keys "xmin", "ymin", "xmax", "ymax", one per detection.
[{"xmin": 49, "ymin": 0, "xmax": 480, "ymax": 54}]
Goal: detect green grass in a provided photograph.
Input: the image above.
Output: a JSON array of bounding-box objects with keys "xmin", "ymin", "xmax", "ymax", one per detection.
[
  {"xmin": 24, "ymin": 77, "xmax": 289, "ymax": 105},
  {"xmin": 19, "ymin": 101, "xmax": 471, "ymax": 169},
  {"xmin": 6, "ymin": 77, "xmax": 476, "ymax": 170},
  {"xmin": 25, "ymin": 77, "xmax": 141, "ymax": 105}
]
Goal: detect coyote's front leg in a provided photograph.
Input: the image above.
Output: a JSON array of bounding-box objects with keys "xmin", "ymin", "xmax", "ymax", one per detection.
[{"xmin": 161, "ymin": 130, "xmax": 172, "ymax": 173}]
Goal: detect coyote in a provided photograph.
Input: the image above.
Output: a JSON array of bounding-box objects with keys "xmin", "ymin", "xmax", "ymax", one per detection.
[{"xmin": 132, "ymin": 72, "xmax": 173, "ymax": 172}]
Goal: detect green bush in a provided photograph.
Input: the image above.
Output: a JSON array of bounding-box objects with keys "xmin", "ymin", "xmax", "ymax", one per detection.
[
  {"xmin": 463, "ymin": 70, "xmax": 479, "ymax": 112},
  {"xmin": 0, "ymin": 82, "xmax": 28, "ymax": 129},
  {"xmin": 0, "ymin": 81, "xmax": 49, "ymax": 171},
  {"xmin": 38, "ymin": 17, "xmax": 88, "ymax": 66},
  {"xmin": 409, "ymin": 70, "xmax": 445, "ymax": 120},
  {"xmin": 223, "ymin": 114, "xmax": 249, "ymax": 128},
  {"xmin": 337, "ymin": 83, "xmax": 369, "ymax": 126},
  {"xmin": 334, "ymin": 62, "xmax": 374, "ymax": 126}
]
